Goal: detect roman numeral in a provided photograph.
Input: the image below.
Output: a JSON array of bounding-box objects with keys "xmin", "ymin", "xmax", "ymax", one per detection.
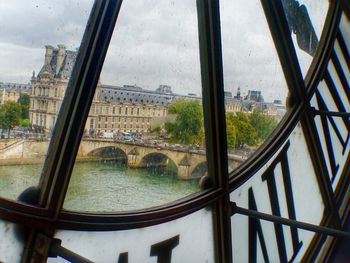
[
  {"xmin": 249, "ymin": 141, "xmax": 302, "ymax": 262},
  {"xmin": 315, "ymin": 73, "xmax": 350, "ymax": 181},
  {"xmin": 150, "ymin": 235, "xmax": 179, "ymax": 263},
  {"xmin": 116, "ymin": 235, "xmax": 179, "ymax": 263}
]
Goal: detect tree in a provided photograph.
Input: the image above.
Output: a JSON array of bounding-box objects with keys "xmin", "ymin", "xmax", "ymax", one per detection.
[
  {"xmin": 0, "ymin": 101, "xmax": 22, "ymax": 137},
  {"xmin": 165, "ymin": 99, "xmax": 203, "ymax": 144},
  {"xmin": 17, "ymin": 94, "xmax": 30, "ymax": 119},
  {"xmin": 225, "ymin": 113, "xmax": 237, "ymax": 149},
  {"xmin": 228, "ymin": 112, "xmax": 258, "ymax": 148},
  {"xmin": 249, "ymin": 109, "xmax": 278, "ymax": 142},
  {"xmin": 21, "ymin": 119, "xmax": 30, "ymax": 127}
]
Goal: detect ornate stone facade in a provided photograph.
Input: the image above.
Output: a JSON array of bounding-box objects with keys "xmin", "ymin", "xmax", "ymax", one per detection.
[{"xmin": 29, "ymin": 45, "xmax": 169, "ymax": 135}]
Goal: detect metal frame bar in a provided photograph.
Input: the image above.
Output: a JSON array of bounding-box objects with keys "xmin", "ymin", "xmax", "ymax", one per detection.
[
  {"xmin": 231, "ymin": 203, "xmax": 350, "ymax": 239},
  {"xmin": 22, "ymin": 0, "xmax": 124, "ymax": 261},
  {"xmin": 260, "ymin": 0, "xmax": 306, "ymax": 101},
  {"xmin": 0, "ymin": 0, "xmax": 346, "ymax": 262},
  {"xmin": 260, "ymin": 0, "xmax": 341, "ymax": 224},
  {"xmin": 312, "ymin": 108, "xmax": 350, "ymax": 118},
  {"xmin": 293, "ymin": 2, "xmax": 346, "ymax": 261},
  {"xmin": 49, "ymin": 239, "xmax": 94, "ymax": 263},
  {"xmin": 38, "ymin": 0, "xmax": 123, "ymax": 217},
  {"xmin": 196, "ymin": 0, "xmax": 232, "ymax": 261}
]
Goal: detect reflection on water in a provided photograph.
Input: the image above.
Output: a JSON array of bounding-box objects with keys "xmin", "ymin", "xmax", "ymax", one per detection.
[{"xmin": 0, "ymin": 162, "xmax": 199, "ymax": 212}]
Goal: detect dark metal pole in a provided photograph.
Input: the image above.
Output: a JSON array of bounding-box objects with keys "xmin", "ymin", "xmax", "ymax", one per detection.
[
  {"xmin": 49, "ymin": 241, "xmax": 94, "ymax": 263},
  {"xmin": 231, "ymin": 202, "xmax": 350, "ymax": 239},
  {"xmin": 196, "ymin": 0, "xmax": 232, "ymax": 262},
  {"xmin": 312, "ymin": 108, "xmax": 350, "ymax": 118}
]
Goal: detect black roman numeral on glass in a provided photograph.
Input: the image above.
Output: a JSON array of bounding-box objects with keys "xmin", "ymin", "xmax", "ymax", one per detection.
[
  {"xmin": 314, "ymin": 73, "xmax": 350, "ymax": 182},
  {"xmin": 249, "ymin": 141, "xmax": 302, "ymax": 263}
]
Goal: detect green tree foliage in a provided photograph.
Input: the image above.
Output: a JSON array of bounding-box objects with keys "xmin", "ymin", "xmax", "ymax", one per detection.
[
  {"xmin": 150, "ymin": 126, "xmax": 161, "ymax": 133},
  {"xmin": 225, "ymin": 113, "xmax": 237, "ymax": 148},
  {"xmin": 229, "ymin": 112, "xmax": 258, "ymax": 148},
  {"xmin": 21, "ymin": 119, "xmax": 30, "ymax": 127},
  {"xmin": 164, "ymin": 99, "xmax": 278, "ymax": 149},
  {"xmin": 0, "ymin": 101, "xmax": 22, "ymax": 137},
  {"xmin": 17, "ymin": 94, "xmax": 30, "ymax": 119},
  {"xmin": 249, "ymin": 109, "xmax": 278, "ymax": 141},
  {"xmin": 165, "ymin": 99, "xmax": 203, "ymax": 144}
]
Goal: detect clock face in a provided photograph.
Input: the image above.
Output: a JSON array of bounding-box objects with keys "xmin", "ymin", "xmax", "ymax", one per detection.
[{"xmin": 0, "ymin": 0, "xmax": 349, "ymax": 262}]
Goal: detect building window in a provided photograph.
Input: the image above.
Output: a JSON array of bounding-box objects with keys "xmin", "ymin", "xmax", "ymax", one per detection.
[
  {"xmin": 90, "ymin": 119, "xmax": 94, "ymax": 130},
  {"xmin": 52, "ymin": 101, "xmax": 56, "ymax": 112}
]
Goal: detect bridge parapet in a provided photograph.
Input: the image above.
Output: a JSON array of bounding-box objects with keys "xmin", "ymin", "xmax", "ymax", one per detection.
[
  {"xmin": 0, "ymin": 138, "xmax": 244, "ymax": 179},
  {"xmin": 80, "ymin": 139, "xmax": 245, "ymax": 179}
]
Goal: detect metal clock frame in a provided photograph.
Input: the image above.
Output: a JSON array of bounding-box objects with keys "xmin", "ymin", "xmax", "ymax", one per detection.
[{"xmin": 0, "ymin": 0, "xmax": 348, "ymax": 262}]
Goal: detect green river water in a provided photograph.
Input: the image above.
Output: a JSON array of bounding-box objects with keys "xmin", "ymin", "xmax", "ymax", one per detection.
[{"xmin": 0, "ymin": 162, "xmax": 199, "ymax": 212}]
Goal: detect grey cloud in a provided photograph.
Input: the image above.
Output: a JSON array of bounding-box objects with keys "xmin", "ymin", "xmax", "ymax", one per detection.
[
  {"xmin": 0, "ymin": 1, "xmax": 91, "ymax": 48},
  {"xmin": 0, "ymin": 0, "xmax": 328, "ymax": 102}
]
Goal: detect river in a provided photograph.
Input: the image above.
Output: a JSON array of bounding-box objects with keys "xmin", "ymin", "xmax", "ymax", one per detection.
[{"xmin": 0, "ymin": 161, "xmax": 199, "ymax": 212}]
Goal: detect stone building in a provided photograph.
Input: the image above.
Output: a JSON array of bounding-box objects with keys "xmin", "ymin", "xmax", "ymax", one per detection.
[
  {"xmin": 0, "ymin": 82, "xmax": 31, "ymax": 105},
  {"xmin": 29, "ymin": 45, "xmax": 169, "ymax": 135},
  {"xmin": 224, "ymin": 91, "xmax": 242, "ymax": 113}
]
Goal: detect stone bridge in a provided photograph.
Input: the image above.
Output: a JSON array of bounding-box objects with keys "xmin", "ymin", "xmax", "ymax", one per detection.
[
  {"xmin": 0, "ymin": 139, "xmax": 244, "ymax": 180},
  {"xmin": 78, "ymin": 139, "xmax": 243, "ymax": 179}
]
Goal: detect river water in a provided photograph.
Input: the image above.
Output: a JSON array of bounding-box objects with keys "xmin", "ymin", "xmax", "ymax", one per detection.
[{"xmin": 0, "ymin": 162, "xmax": 199, "ymax": 212}]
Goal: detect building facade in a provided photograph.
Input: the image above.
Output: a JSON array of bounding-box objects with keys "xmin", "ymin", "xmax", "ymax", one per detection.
[
  {"xmin": 29, "ymin": 45, "xmax": 169, "ymax": 135},
  {"xmin": 0, "ymin": 82, "xmax": 31, "ymax": 105}
]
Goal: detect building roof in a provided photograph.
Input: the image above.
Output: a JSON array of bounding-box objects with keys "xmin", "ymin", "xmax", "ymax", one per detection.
[
  {"xmin": 38, "ymin": 46, "xmax": 77, "ymax": 80},
  {"xmin": 100, "ymin": 85, "xmax": 174, "ymax": 106},
  {"xmin": 0, "ymin": 82, "xmax": 32, "ymax": 93}
]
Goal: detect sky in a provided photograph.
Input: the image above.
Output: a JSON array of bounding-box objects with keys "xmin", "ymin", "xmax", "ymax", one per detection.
[{"xmin": 0, "ymin": 0, "xmax": 329, "ymax": 102}]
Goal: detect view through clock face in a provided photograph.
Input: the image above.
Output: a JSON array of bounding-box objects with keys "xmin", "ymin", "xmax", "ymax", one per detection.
[{"xmin": 0, "ymin": 0, "xmax": 348, "ymax": 262}]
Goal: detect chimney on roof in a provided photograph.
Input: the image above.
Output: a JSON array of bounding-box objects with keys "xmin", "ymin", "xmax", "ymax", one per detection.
[
  {"xmin": 45, "ymin": 45, "xmax": 54, "ymax": 65},
  {"xmin": 56, "ymin": 44, "xmax": 66, "ymax": 75}
]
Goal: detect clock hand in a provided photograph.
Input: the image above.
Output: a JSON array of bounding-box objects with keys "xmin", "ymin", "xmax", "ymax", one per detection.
[{"xmin": 281, "ymin": 0, "xmax": 319, "ymax": 56}]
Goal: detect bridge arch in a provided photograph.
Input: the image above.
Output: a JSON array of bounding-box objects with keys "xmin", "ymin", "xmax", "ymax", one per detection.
[
  {"xmin": 139, "ymin": 152, "xmax": 178, "ymax": 174},
  {"xmin": 191, "ymin": 162, "xmax": 207, "ymax": 179},
  {"xmin": 87, "ymin": 146, "xmax": 127, "ymax": 164}
]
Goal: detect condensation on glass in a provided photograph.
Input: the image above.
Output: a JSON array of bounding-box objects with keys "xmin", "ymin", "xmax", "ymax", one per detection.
[
  {"xmin": 63, "ymin": 0, "xmax": 207, "ymax": 212},
  {"xmin": 49, "ymin": 208, "xmax": 215, "ymax": 262},
  {"xmin": 0, "ymin": 219, "xmax": 25, "ymax": 262},
  {"xmin": 0, "ymin": 1, "xmax": 92, "ymax": 201},
  {"xmin": 220, "ymin": 0, "xmax": 289, "ymax": 173},
  {"xmin": 230, "ymin": 124, "xmax": 325, "ymax": 262},
  {"xmin": 281, "ymin": 0, "xmax": 329, "ymax": 77}
]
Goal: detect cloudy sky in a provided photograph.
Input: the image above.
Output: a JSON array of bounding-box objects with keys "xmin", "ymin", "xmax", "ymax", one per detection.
[{"xmin": 0, "ymin": 0, "xmax": 328, "ymax": 102}]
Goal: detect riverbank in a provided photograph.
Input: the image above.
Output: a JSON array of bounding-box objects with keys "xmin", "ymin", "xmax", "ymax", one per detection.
[{"xmin": 0, "ymin": 156, "xmax": 124, "ymax": 166}]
